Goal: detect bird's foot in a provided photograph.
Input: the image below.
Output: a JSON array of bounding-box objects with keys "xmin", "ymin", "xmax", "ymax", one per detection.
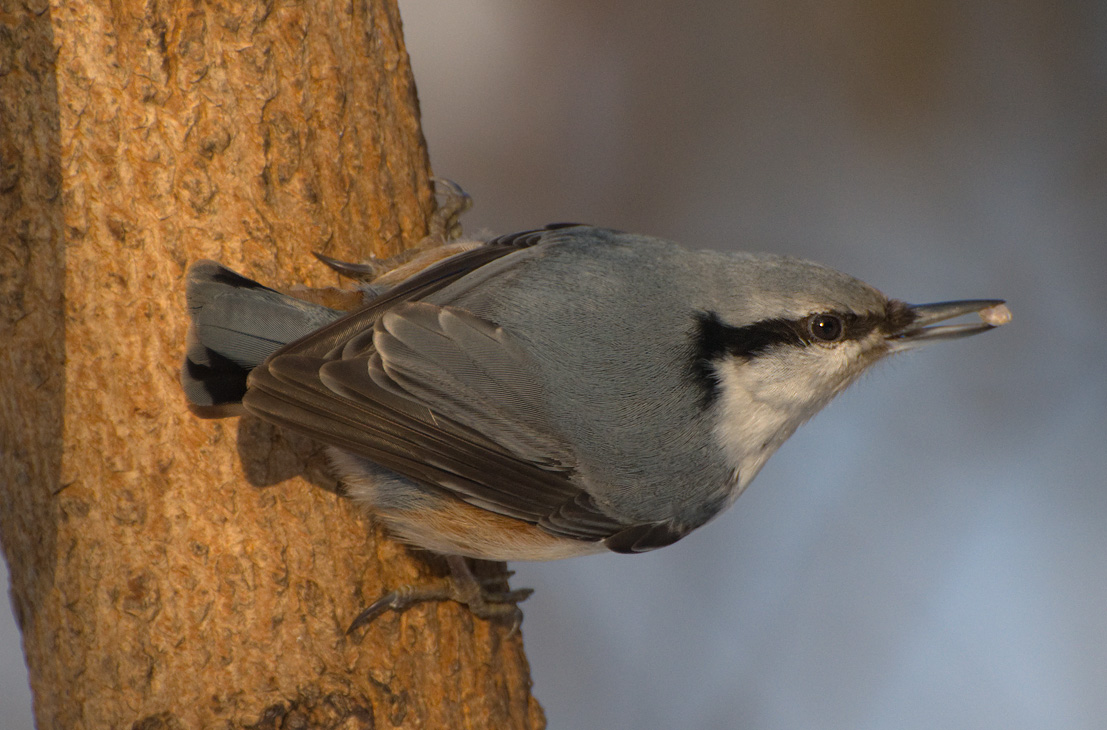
[
  {"xmin": 347, "ymin": 555, "xmax": 533, "ymax": 636},
  {"xmin": 314, "ymin": 179, "xmax": 474, "ymax": 283},
  {"xmin": 424, "ymin": 177, "xmax": 473, "ymax": 245}
]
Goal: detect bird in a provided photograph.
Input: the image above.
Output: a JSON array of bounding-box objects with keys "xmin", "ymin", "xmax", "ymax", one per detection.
[{"xmin": 181, "ymin": 190, "xmax": 1009, "ymax": 629}]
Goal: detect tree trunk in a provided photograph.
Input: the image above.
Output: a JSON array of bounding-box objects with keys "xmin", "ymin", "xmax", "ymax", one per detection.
[{"xmin": 0, "ymin": 1, "xmax": 545, "ymax": 727}]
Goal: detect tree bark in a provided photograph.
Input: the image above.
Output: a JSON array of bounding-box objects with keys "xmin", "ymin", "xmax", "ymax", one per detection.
[{"xmin": 0, "ymin": 1, "xmax": 545, "ymax": 728}]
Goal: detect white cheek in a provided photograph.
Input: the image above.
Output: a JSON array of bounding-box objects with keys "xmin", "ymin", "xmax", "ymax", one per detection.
[{"xmin": 711, "ymin": 344, "xmax": 862, "ymax": 494}]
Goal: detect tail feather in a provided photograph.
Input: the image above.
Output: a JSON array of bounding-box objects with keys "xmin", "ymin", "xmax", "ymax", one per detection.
[{"xmin": 182, "ymin": 260, "xmax": 344, "ymax": 416}]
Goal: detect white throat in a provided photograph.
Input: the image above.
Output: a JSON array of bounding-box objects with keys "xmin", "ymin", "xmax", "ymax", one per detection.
[{"xmin": 710, "ymin": 348, "xmax": 857, "ymax": 498}]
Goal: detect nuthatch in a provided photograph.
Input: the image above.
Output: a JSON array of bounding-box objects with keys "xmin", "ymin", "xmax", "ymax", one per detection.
[{"xmin": 182, "ymin": 194, "xmax": 1009, "ymax": 627}]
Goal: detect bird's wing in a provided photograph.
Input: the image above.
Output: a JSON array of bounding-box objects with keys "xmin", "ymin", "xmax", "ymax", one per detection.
[{"xmin": 243, "ymin": 228, "xmax": 683, "ymax": 549}]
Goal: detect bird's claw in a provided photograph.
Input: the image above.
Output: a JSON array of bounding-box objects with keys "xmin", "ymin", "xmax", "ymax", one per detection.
[
  {"xmin": 426, "ymin": 178, "xmax": 473, "ymax": 244},
  {"xmin": 314, "ymin": 179, "xmax": 473, "ymax": 283},
  {"xmin": 346, "ymin": 556, "xmax": 532, "ymax": 638},
  {"xmin": 314, "ymin": 251, "xmax": 384, "ymax": 280}
]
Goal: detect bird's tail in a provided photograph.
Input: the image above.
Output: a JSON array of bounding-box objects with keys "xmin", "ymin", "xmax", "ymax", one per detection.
[{"xmin": 181, "ymin": 260, "xmax": 344, "ymax": 417}]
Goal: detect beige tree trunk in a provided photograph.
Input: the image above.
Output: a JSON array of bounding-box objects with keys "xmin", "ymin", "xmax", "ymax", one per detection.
[{"xmin": 0, "ymin": 1, "xmax": 545, "ymax": 727}]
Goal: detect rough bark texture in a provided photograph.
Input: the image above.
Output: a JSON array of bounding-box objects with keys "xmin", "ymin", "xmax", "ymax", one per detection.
[{"xmin": 0, "ymin": 1, "xmax": 545, "ymax": 728}]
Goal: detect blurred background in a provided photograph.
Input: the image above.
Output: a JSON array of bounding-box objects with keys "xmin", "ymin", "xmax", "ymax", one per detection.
[{"xmin": 3, "ymin": 1, "xmax": 1104, "ymax": 727}]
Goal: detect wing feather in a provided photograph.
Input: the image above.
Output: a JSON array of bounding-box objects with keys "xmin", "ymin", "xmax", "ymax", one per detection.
[{"xmin": 242, "ymin": 228, "xmax": 658, "ymax": 546}]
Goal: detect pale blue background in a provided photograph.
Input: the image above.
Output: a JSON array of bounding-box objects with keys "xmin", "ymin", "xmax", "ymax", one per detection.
[{"xmin": 3, "ymin": 2, "xmax": 1104, "ymax": 727}]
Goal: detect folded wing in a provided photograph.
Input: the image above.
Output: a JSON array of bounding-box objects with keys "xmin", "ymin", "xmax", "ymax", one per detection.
[{"xmin": 243, "ymin": 229, "xmax": 676, "ymax": 548}]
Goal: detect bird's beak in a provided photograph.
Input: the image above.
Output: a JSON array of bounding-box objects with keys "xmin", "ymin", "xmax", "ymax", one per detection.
[{"xmin": 887, "ymin": 299, "xmax": 1011, "ymax": 352}]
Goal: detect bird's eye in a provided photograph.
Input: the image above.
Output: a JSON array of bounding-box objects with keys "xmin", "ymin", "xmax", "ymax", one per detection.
[{"xmin": 808, "ymin": 313, "xmax": 844, "ymax": 342}]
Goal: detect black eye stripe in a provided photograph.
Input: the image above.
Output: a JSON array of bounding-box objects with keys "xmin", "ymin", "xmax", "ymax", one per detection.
[
  {"xmin": 689, "ymin": 309, "xmax": 888, "ymax": 404},
  {"xmin": 695, "ymin": 313, "xmax": 804, "ymax": 361},
  {"xmin": 693, "ymin": 310, "xmax": 883, "ymax": 358}
]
